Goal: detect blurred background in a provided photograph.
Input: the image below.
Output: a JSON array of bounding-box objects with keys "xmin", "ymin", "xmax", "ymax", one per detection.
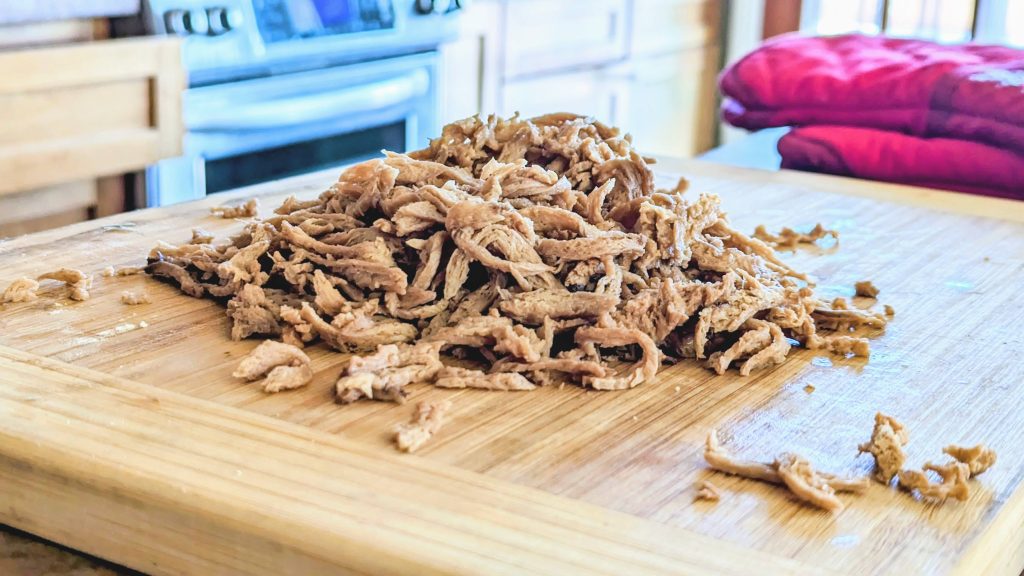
[{"xmin": 0, "ymin": 0, "xmax": 1022, "ymax": 236}]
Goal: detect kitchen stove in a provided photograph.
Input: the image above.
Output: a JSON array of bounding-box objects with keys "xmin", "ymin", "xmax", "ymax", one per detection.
[{"xmin": 113, "ymin": 0, "xmax": 461, "ymax": 205}]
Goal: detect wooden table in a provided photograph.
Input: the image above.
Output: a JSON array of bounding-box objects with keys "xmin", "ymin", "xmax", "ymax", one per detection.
[{"xmin": 1, "ymin": 158, "xmax": 1022, "ymax": 575}]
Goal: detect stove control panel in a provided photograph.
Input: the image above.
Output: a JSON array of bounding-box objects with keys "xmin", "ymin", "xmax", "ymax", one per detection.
[
  {"xmin": 117, "ymin": 0, "xmax": 460, "ymax": 82},
  {"xmin": 163, "ymin": 5, "xmax": 242, "ymax": 35}
]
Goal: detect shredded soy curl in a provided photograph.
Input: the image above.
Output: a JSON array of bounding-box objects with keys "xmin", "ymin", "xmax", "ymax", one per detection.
[{"xmin": 145, "ymin": 113, "xmax": 888, "ymax": 395}]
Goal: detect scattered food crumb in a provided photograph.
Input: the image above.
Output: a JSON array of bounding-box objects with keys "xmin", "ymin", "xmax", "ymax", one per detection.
[
  {"xmin": 703, "ymin": 429, "xmax": 868, "ymax": 513},
  {"xmin": 100, "ymin": 222, "xmax": 137, "ymax": 232},
  {"xmin": 210, "ymin": 198, "xmax": 259, "ymax": 219},
  {"xmin": 803, "ymin": 384, "xmax": 815, "ymax": 393},
  {"xmin": 38, "ymin": 268, "xmax": 91, "ymax": 301},
  {"xmin": 394, "ymin": 400, "xmax": 452, "ymax": 453},
  {"xmin": 121, "ymin": 290, "xmax": 151, "ymax": 305},
  {"xmin": 753, "ymin": 223, "xmax": 838, "ymax": 250},
  {"xmin": 858, "ymin": 412, "xmax": 908, "ymax": 484},
  {"xmin": 898, "ymin": 461, "xmax": 971, "ymax": 502},
  {"xmin": 807, "ymin": 334, "xmax": 871, "ymax": 358},
  {"xmin": 883, "ymin": 304, "xmax": 895, "ymax": 316},
  {"xmin": 262, "ymin": 364, "xmax": 314, "ymax": 393},
  {"xmin": 139, "ymin": 320, "xmax": 149, "ymax": 328},
  {"xmin": 983, "ymin": 256, "xmax": 990, "ymax": 262},
  {"xmin": 675, "ymin": 386, "xmax": 681, "ymax": 393},
  {"xmin": 97, "ymin": 323, "xmax": 139, "ymax": 337},
  {"xmin": 831, "ymin": 297, "xmax": 849, "ymax": 310},
  {"xmin": 704, "ymin": 430, "xmax": 780, "ymax": 484},
  {"xmin": 191, "ymin": 228, "xmax": 215, "ymax": 244},
  {"xmin": 433, "ymin": 365, "xmax": 536, "ymax": 390},
  {"xmin": 695, "ymin": 480, "xmax": 721, "ymax": 502},
  {"xmin": 1, "ymin": 277, "xmax": 39, "ymax": 303},
  {"xmin": 103, "ymin": 266, "xmax": 144, "ymax": 278},
  {"xmin": 943, "ymin": 444, "xmax": 996, "ymax": 477},
  {"xmin": 775, "ymin": 452, "xmax": 845, "ymax": 513},
  {"xmin": 232, "ymin": 340, "xmax": 313, "ymax": 393},
  {"xmin": 335, "ymin": 342, "xmax": 445, "ymax": 404},
  {"xmin": 854, "ymin": 280, "xmax": 879, "ymax": 298}
]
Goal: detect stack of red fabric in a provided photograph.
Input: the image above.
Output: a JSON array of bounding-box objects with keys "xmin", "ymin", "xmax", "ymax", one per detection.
[{"xmin": 720, "ymin": 34, "xmax": 1024, "ymax": 199}]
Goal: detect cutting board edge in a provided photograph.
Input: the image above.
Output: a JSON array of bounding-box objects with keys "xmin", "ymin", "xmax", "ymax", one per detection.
[
  {"xmin": 0, "ymin": 344, "xmax": 813, "ymax": 576},
  {"xmin": 653, "ymin": 157, "xmax": 1024, "ymax": 224},
  {"xmin": 950, "ymin": 466, "xmax": 1024, "ymax": 576}
]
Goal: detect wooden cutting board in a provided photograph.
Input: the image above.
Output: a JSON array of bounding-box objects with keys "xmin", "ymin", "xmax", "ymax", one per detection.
[{"xmin": 1, "ymin": 158, "xmax": 1022, "ymax": 575}]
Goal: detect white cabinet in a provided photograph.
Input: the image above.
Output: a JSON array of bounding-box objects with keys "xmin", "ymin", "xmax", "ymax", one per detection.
[
  {"xmin": 440, "ymin": 0, "xmax": 721, "ymax": 158},
  {"xmin": 438, "ymin": 1, "xmax": 502, "ymax": 122},
  {"xmin": 631, "ymin": 0, "xmax": 721, "ymax": 57},
  {"xmin": 502, "ymin": 0, "xmax": 629, "ymax": 79},
  {"xmin": 502, "ymin": 64, "xmax": 631, "ymax": 127},
  {"xmin": 628, "ymin": 46, "xmax": 720, "ymax": 157}
]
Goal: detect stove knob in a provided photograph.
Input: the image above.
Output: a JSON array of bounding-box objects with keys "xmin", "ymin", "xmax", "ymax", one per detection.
[
  {"xmin": 207, "ymin": 6, "xmax": 243, "ymax": 34},
  {"xmin": 224, "ymin": 7, "xmax": 244, "ymax": 29},
  {"xmin": 415, "ymin": 0, "xmax": 449, "ymax": 13},
  {"xmin": 207, "ymin": 7, "xmax": 226, "ymax": 34},
  {"xmin": 184, "ymin": 8, "xmax": 210, "ymax": 34},
  {"xmin": 164, "ymin": 9, "xmax": 189, "ymax": 35}
]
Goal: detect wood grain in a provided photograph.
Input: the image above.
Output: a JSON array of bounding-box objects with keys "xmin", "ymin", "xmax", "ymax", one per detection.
[
  {"xmin": 1, "ymin": 159, "xmax": 1023, "ymax": 574},
  {"xmin": 0, "ymin": 345, "xmax": 803, "ymax": 576}
]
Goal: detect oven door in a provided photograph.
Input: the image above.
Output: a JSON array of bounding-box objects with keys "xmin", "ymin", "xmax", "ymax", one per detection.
[{"xmin": 146, "ymin": 51, "xmax": 438, "ymax": 206}]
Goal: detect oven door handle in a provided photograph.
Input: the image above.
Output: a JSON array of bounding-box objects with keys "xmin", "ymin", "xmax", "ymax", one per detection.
[{"xmin": 187, "ymin": 69, "xmax": 430, "ymax": 132}]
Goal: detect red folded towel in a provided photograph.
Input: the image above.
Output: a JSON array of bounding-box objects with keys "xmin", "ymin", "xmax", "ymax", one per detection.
[
  {"xmin": 721, "ymin": 34, "xmax": 1024, "ymax": 156},
  {"xmin": 778, "ymin": 125, "xmax": 1024, "ymax": 199}
]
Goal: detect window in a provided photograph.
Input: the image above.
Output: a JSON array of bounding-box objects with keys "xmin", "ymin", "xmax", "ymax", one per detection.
[
  {"xmin": 976, "ymin": 0, "xmax": 1024, "ymax": 45},
  {"xmin": 801, "ymin": 0, "xmax": 883, "ymax": 35},
  {"xmin": 801, "ymin": 0, "xmax": 1024, "ymax": 46}
]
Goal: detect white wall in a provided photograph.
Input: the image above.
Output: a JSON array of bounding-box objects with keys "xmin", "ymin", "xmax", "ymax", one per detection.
[{"xmin": 718, "ymin": 0, "xmax": 766, "ymax": 145}]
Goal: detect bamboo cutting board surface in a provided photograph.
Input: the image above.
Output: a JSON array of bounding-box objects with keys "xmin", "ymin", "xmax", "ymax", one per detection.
[{"xmin": 1, "ymin": 158, "xmax": 1023, "ymax": 575}]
